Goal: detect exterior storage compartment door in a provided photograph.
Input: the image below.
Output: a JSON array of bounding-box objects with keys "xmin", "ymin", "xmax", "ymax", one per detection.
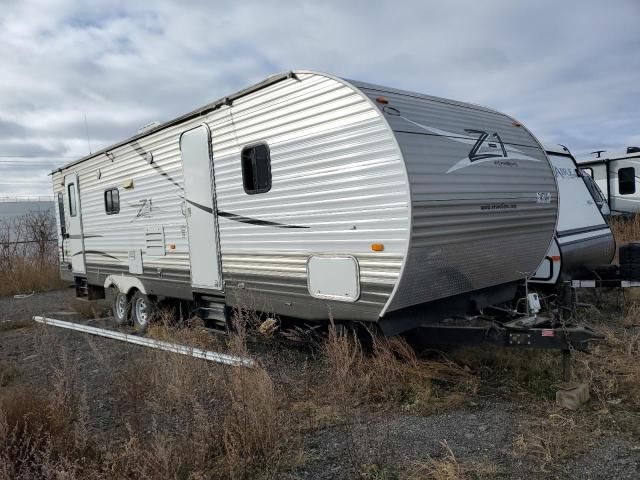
[
  {"xmin": 180, "ymin": 124, "xmax": 222, "ymax": 290},
  {"xmin": 63, "ymin": 173, "xmax": 86, "ymax": 274}
]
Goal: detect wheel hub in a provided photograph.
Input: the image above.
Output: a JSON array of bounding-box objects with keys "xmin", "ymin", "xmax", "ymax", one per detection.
[{"xmin": 136, "ymin": 297, "xmax": 148, "ymax": 325}]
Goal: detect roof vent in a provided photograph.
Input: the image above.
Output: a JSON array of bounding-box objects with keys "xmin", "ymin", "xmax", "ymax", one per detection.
[
  {"xmin": 627, "ymin": 146, "xmax": 640, "ymax": 154},
  {"xmin": 137, "ymin": 121, "xmax": 161, "ymax": 134}
]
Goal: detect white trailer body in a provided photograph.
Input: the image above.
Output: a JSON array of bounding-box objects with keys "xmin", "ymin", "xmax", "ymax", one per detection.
[
  {"xmin": 577, "ymin": 149, "xmax": 640, "ymax": 214},
  {"xmin": 532, "ymin": 145, "xmax": 615, "ymax": 285},
  {"xmin": 52, "ymin": 71, "xmax": 558, "ymax": 334}
]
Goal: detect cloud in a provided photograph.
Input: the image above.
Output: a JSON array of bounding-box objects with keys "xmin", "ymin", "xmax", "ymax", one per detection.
[{"xmin": 0, "ymin": 0, "xmax": 638, "ymax": 195}]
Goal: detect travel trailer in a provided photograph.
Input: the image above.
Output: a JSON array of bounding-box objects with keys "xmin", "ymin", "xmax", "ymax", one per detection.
[
  {"xmin": 577, "ymin": 147, "xmax": 640, "ymax": 214},
  {"xmin": 52, "ymin": 70, "xmax": 559, "ymax": 336},
  {"xmin": 531, "ymin": 145, "xmax": 615, "ymax": 285}
]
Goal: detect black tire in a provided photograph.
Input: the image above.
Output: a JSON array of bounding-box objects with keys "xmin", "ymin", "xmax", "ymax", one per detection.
[
  {"xmin": 620, "ymin": 262, "xmax": 640, "ymax": 280},
  {"xmin": 619, "ymin": 242, "xmax": 640, "ymax": 265},
  {"xmin": 112, "ymin": 291, "xmax": 131, "ymax": 326},
  {"xmin": 131, "ymin": 291, "xmax": 157, "ymax": 333}
]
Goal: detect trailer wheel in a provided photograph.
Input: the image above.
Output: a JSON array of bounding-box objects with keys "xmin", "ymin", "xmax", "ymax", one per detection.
[
  {"xmin": 112, "ymin": 291, "xmax": 131, "ymax": 326},
  {"xmin": 619, "ymin": 242, "xmax": 640, "ymax": 265},
  {"xmin": 131, "ymin": 291, "xmax": 156, "ymax": 333}
]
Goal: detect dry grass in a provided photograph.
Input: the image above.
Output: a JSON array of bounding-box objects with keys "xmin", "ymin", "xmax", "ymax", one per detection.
[
  {"xmin": 322, "ymin": 324, "xmax": 477, "ymax": 412},
  {"xmin": 0, "ymin": 362, "xmax": 19, "ymax": 387},
  {"xmin": 451, "ymin": 347, "xmax": 561, "ymax": 398},
  {"xmin": 0, "ymin": 256, "xmax": 67, "ymax": 297},
  {"xmin": 318, "ymin": 324, "xmax": 478, "ymax": 477},
  {"xmin": 512, "ymin": 409, "xmax": 597, "ymax": 471},
  {"xmin": 0, "ymin": 312, "xmax": 301, "ymax": 479},
  {"xmin": 609, "ymin": 214, "xmax": 640, "ymax": 245},
  {"xmin": 402, "ymin": 441, "xmax": 497, "ymax": 480},
  {"xmin": 576, "ymin": 326, "xmax": 640, "ymax": 413}
]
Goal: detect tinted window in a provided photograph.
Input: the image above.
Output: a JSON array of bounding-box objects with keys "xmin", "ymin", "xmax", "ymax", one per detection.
[
  {"xmin": 57, "ymin": 192, "xmax": 67, "ymax": 236},
  {"xmin": 241, "ymin": 143, "xmax": 271, "ymax": 194},
  {"xmin": 104, "ymin": 188, "xmax": 120, "ymax": 214},
  {"xmin": 619, "ymin": 167, "xmax": 636, "ymax": 195},
  {"xmin": 68, "ymin": 183, "xmax": 77, "ymax": 217}
]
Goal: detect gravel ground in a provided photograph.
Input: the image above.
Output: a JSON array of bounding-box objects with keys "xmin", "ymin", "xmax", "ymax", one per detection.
[{"xmin": 1, "ymin": 289, "xmax": 639, "ymax": 479}]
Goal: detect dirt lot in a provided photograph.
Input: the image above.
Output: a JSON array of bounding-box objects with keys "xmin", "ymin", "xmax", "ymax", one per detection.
[{"xmin": 1, "ymin": 288, "xmax": 639, "ymax": 479}]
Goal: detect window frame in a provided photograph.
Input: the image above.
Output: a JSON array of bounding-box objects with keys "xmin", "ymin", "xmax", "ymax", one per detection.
[
  {"xmin": 618, "ymin": 167, "xmax": 636, "ymax": 195},
  {"xmin": 240, "ymin": 142, "xmax": 272, "ymax": 195},
  {"xmin": 68, "ymin": 183, "xmax": 77, "ymax": 217},
  {"xmin": 104, "ymin": 187, "xmax": 120, "ymax": 215}
]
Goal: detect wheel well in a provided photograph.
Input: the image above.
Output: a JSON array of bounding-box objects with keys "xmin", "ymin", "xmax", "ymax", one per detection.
[
  {"xmin": 126, "ymin": 287, "xmax": 139, "ymax": 299},
  {"xmin": 108, "ymin": 284, "xmax": 138, "ymax": 299}
]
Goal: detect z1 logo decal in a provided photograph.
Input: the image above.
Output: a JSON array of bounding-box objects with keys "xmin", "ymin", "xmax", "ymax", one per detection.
[
  {"xmin": 381, "ymin": 106, "xmax": 540, "ymax": 173},
  {"xmin": 466, "ymin": 129, "xmax": 507, "ymax": 161},
  {"xmin": 446, "ymin": 128, "xmax": 539, "ymax": 173}
]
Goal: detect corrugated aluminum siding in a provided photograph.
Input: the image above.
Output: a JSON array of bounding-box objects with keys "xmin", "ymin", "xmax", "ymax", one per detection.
[
  {"xmin": 53, "ymin": 72, "xmax": 410, "ymax": 320},
  {"xmin": 211, "ymin": 73, "xmax": 409, "ymax": 320},
  {"xmin": 350, "ymin": 81, "xmax": 558, "ymax": 313}
]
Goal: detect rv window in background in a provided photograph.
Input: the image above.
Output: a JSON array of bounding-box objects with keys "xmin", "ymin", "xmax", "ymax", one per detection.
[
  {"xmin": 104, "ymin": 188, "xmax": 120, "ymax": 214},
  {"xmin": 241, "ymin": 143, "xmax": 271, "ymax": 194},
  {"xmin": 68, "ymin": 183, "xmax": 77, "ymax": 217},
  {"xmin": 57, "ymin": 192, "xmax": 67, "ymax": 237},
  {"xmin": 581, "ymin": 167, "xmax": 593, "ymax": 177},
  {"xmin": 619, "ymin": 167, "xmax": 636, "ymax": 195}
]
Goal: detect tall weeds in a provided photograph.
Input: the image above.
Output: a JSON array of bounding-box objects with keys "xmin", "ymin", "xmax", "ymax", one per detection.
[{"xmin": 609, "ymin": 214, "xmax": 640, "ymax": 245}]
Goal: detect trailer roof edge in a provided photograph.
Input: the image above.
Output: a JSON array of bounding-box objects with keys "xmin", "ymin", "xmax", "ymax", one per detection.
[{"xmin": 51, "ymin": 71, "xmax": 297, "ymax": 175}]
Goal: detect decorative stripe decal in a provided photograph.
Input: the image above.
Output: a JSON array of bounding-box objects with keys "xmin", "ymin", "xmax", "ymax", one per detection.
[
  {"xmin": 131, "ymin": 140, "xmax": 183, "ymax": 190},
  {"xmin": 217, "ymin": 210, "xmax": 310, "ymax": 229},
  {"xmin": 186, "ymin": 199, "xmax": 213, "ymax": 214},
  {"xmin": 72, "ymin": 250, "xmax": 119, "ymax": 260},
  {"xmin": 186, "ymin": 199, "xmax": 308, "ymax": 228},
  {"xmin": 68, "ymin": 234, "xmax": 102, "ymax": 239},
  {"xmin": 557, "ymin": 225, "xmax": 610, "ymax": 238}
]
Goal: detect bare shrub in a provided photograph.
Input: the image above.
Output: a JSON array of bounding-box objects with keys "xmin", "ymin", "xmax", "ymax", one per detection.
[{"xmin": 0, "ymin": 211, "xmax": 67, "ymax": 297}]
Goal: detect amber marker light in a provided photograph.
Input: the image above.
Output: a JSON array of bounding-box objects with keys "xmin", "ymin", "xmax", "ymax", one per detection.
[
  {"xmin": 168, "ymin": 244, "xmax": 176, "ymax": 250},
  {"xmin": 512, "ymin": 120, "xmax": 522, "ymax": 127},
  {"xmin": 375, "ymin": 96, "xmax": 389, "ymax": 104},
  {"xmin": 371, "ymin": 243, "xmax": 384, "ymax": 252},
  {"xmin": 551, "ymin": 255, "xmax": 561, "ymax": 261}
]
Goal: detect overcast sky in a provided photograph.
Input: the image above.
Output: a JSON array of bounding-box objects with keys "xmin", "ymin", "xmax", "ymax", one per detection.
[{"xmin": 1, "ymin": 0, "xmax": 638, "ymax": 196}]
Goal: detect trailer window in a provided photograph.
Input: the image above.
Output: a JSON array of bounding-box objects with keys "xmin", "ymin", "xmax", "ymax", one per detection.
[
  {"xmin": 241, "ymin": 143, "xmax": 271, "ymax": 194},
  {"xmin": 57, "ymin": 192, "xmax": 67, "ymax": 237},
  {"xmin": 68, "ymin": 183, "xmax": 77, "ymax": 217},
  {"xmin": 619, "ymin": 167, "xmax": 636, "ymax": 195},
  {"xmin": 581, "ymin": 167, "xmax": 593, "ymax": 177},
  {"xmin": 104, "ymin": 188, "xmax": 120, "ymax": 214}
]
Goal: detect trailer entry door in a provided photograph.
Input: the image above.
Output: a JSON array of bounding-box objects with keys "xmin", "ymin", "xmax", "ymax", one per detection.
[
  {"xmin": 180, "ymin": 125, "xmax": 222, "ymax": 291},
  {"xmin": 63, "ymin": 173, "xmax": 86, "ymax": 274}
]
